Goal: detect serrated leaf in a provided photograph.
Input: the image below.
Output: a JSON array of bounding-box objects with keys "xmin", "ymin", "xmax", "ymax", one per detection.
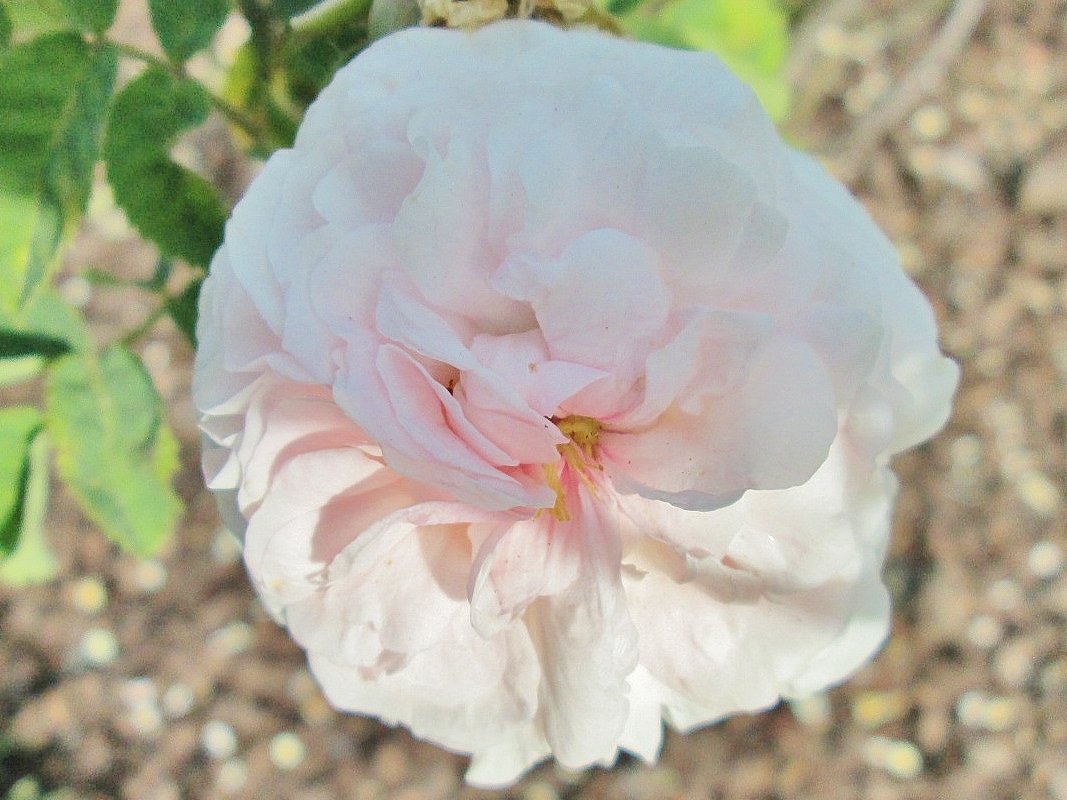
[
  {"xmin": 148, "ymin": 0, "xmax": 230, "ymax": 63},
  {"xmin": 0, "ymin": 429, "xmax": 56, "ymax": 584},
  {"xmin": 47, "ymin": 345, "xmax": 182, "ymax": 556},
  {"xmin": 56, "ymin": 0, "xmax": 117, "ymax": 33},
  {"xmin": 104, "ymin": 67, "xmax": 227, "ymax": 267},
  {"xmin": 164, "ymin": 277, "xmax": 201, "ymax": 347},
  {"xmin": 0, "ymin": 34, "xmax": 117, "ymax": 312},
  {"xmin": 0, "ymin": 405, "xmax": 43, "ymax": 555}
]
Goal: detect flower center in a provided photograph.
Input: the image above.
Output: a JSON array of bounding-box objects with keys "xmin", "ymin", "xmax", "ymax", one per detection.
[{"xmin": 541, "ymin": 415, "xmax": 603, "ymax": 521}]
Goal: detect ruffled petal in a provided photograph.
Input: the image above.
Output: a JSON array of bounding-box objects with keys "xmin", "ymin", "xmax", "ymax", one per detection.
[{"xmin": 605, "ymin": 336, "xmax": 838, "ymax": 508}]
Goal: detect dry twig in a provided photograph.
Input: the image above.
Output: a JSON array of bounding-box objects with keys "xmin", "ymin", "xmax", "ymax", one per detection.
[{"xmin": 833, "ymin": 0, "xmax": 992, "ymax": 183}]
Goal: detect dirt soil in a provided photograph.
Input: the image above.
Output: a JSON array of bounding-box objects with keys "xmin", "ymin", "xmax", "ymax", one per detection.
[{"xmin": 2, "ymin": 1, "xmax": 1066, "ymax": 799}]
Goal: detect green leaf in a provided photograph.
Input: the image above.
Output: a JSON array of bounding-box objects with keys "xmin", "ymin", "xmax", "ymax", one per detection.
[
  {"xmin": 0, "ymin": 428, "xmax": 55, "ymax": 584},
  {"xmin": 0, "ymin": 4, "xmax": 12, "ymax": 47},
  {"xmin": 0, "ymin": 406, "xmax": 43, "ymax": 555},
  {"xmin": 148, "ymin": 0, "xmax": 230, "ymax": 63},
  {"xmin": 56, "ymin": 0, "xmax": 118, "ymax": 33},
  {"xmin": 46, "ymin": 345, "xmax": 182, "ymax": 556},
  {"xmin": 271, "ymin": 0, "xmax": 323, "ymax": 19},
  {"xmin": 3, "ymin": 0, "xmax": 72, "ymax": 38},
  {"xmin": 103, "ymin": 67, "xmax": 227, "ymax": 268},
  {"xmin": 0, "ymin": 327, "xmax": 70, "ymax": 358},
  {"xmin": 0, "ymin": 355, "xmax": 45, "ymax": 387},
  {"xmin": 13, "ymin": 285, "xmax": 92, "ymax": 352},
  {"xmin": 0, "ymin": 34, "xmax": 117, "ymax": 312},
  {"xmin": 164, "ymin": 277, "xmax": 201, "ymax": 346},
  {"xmin": 622, "ymin": 0, "xmax": 791, "ymax": 121}
]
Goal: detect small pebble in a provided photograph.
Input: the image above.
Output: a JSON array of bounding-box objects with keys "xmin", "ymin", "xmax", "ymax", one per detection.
[
  {"xmin": 208, "ymin": 622, "xmax": 254, "ymax": 657},
  {"xmin": 522, "ymin": 781, "xmax": 560, "ymax": 800},
  {"xmin": 957, "ymin": 690, "xmax": 1018, "ymax": 731},
  {"xmin": 269, "ymin": 731, "xmax": 307, "ymax": 770},
  {"xmin": 78, "ymin": 628, "xmax": 119, "ymax": 667},
  {"xmin": 910, "ymin": 105, "xmax": 951, "ymax": 141},
  {"xmin": 788, "ymin": 693, "xmax": 832, "ymax": 727},
  {"xmin": 87, "ymin": 181, "xmax": 134, "ymax": 240},
  {"xmin": 1028, "ymin": 540, "xmax": 1065, "ymax": 579},
  {"xmin": 216, "ymin": 758, "xmax": 248, "ymax": 794},
  {"xmin": 1040, "ymin": 659, "xmax": 1067, "ymax": 694},
  {"xmin": 966, "ymin": 615, "xmax": 1003, "ymax": 649},
  {"xmin": 851, "ymin": 690, "xmax": 908, "ymax": 728},
  {"xmin": 815, "ymin": 24, "xmax": 849, "ymax": 57},
  {"xmin": 212, "ymin": 529, "xmax": 243, "ymax": 565},
  {"xmin": 994, "ymin": 639, "xmax": 1036, "ymax": 688},
  {"xmin": 966, "ymin": 739, "xmax": 1019, "ymax": 779},
  {"xmin": 287, "ymin": 669, "xmax": 319, "ymax": 701},
  {"xmin": 201, "ymin": 720, "xmax": 239, "ymax": 760},
  {"xmin": 1017, "ymin": 473, "xmax": 1061, "ymax": 518},
  {"xmin": 69, "ymin": 577, "xmax": 108, "ymax": 615},
  {"xmin": 120, "ymin": 677, "xmax": 157, "ymax": 705},
  {"xmin": 987, "ymin": 579, "xmax": 1023, "ymax": 611},
  {"xmin": 862, "ymin": 737, "xmax": 924, "ymax": 779},
  {"xmin": 59, "ymin": 275, "xmax": 92, "ymax": 308},
  {"xmin": 133, "ymin": 560, "xmax": 168, "ymax": 593},
  {"xmin": 1050, "ymin": 765, "xmax": 1067, "ymax": 800},
  {"xmin": 126, "ymin": 703, "xmax": 164, "ymax": 736},
  {"xmin": 373, "ymin": 741, "xmax": 409, "ymax": 787},
  {"xmin": 162, "ymin": 683, "xmax": 196, "ymax": 719},
  {"xmin": 7, "ymin": 777, "xmax": 42, "ymax": 800}
]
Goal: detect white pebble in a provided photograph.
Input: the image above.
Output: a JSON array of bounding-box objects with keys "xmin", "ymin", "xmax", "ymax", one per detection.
[
  {"xmin": 216, "ymin": 758, "xmax": 248, "ymax": 794},
  {"xmin": 1028, "ymin": 540, "xmax": 1065, "ymax": 579},
  {"xmin": 79, "ymin": 628, "xmax": 119, "ymax": 667},
  {"xmin": 162, "ymin": 683, "xmax": 196, "ymax": 719},
  {"xmin": 957, "ymin": 690, "xmax": 1017, "ymax": 731},
  {"xmin": 788, "ymin": 693, "xmax": 832, "ymax": 727},
  {"xmin": 1050, "ymin": 764, "xmax": 1067, "ymax": 800},
  {"xmin": 1017, "ymin": 471, "xmax": 1060, "ymax": 517},
  {"xmin": 69, "ymin": 577, "xmax": 108, "ymax": 615},
  {"xmin": 910, "ymin": 104, "xmax": 950, "ymax": 141},
  {"xmin": 208, "ymin": 622, "xmax": 254, "ymax": 657},
  {"xmin": 987, "ymin": 579, "xmax": 1023, "ymax": 611},
  {"xmin": 211, "ymin": 528, "xmax": 243, "ymax": 565},
  {"xmin": 862, "ymin": 736, "xmax": 923, "ymax": 779},
  {"xmin": 269, "ymin": 731, "xmax": 307, "ymax": 770},
  {"xmin": 133, "ymin": 559, "xmax": 168, "ymax": 593},
  {"xmin": 966, "ymin": 615, "xmax": 1002, "ymax": 649},
  {"xmin": 201, "ymin": 720, "xmax": 239, "ymax": 760},
  {"xmin": 59, "ymin": 276, "xmax": 92, "ymax": 308}
]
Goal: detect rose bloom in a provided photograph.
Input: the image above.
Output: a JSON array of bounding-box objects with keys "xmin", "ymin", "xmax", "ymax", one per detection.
[{"xmin": 194, "ymin": 20, "xmax": 957, "ymax": 786}]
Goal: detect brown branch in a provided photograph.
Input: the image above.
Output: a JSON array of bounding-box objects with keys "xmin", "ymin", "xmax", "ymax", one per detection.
[{"xmin": 833, "ymin": 0, "xmax": 992, "ymax": 184}]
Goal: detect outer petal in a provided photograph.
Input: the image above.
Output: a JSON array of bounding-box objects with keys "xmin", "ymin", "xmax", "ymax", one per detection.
[
  {"xmin": 524, "ymin": 483, "xmax": 639, "ymax": 768},
  {"xmin": 618, "ymin": 437, "xmax": 895, "ymax": 729},
  {"xmin": 604, "ymin": 337, "xmax": 839, "ymax": 508}
]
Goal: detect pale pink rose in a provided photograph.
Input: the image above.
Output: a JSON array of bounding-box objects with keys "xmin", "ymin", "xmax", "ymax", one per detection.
[{"xmin": 194, "ymin": 20, "xmax": 958, "ymax": 786}]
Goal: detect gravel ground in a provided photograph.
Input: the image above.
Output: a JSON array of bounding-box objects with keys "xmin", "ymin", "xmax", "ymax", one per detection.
[{"xmin": 2, "ymin": 1, "xmax": 1066, "ymax": 799}]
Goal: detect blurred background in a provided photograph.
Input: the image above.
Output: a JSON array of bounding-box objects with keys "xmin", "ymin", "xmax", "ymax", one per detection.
[{"xmin": 1, "ymin": 0, "xmax": 1065, "ymax": 798}]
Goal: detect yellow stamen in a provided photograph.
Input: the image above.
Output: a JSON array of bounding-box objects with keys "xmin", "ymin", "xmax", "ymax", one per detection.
[
  {"xmin": 540, "ymin": 462, "xmax": 571, "ymax": 521},
  {"xmin": 537, "ymin": 415, "xmax": 604, "ymax": 521}
]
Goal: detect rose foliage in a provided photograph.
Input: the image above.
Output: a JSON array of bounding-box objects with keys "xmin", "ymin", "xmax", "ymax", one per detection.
[{"xmin": 194, "ymin": 20, "xmax": 958, "ymax": 786}]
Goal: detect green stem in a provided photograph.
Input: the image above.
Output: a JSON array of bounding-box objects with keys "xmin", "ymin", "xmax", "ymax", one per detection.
[
  {"xmin": 290, "ymin": 0, "xmax": 375, "ymax": 39},
  {"xmin": 110, "ymin": 37, "xmax": 272, "ymax": 150},
  {"xmin": 110, "ymin": 40, "xmax": 180, "ymax": 74},
  {"xmin": 121, "ymin": 306, "xmax": 166, "ymax": 348}
]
